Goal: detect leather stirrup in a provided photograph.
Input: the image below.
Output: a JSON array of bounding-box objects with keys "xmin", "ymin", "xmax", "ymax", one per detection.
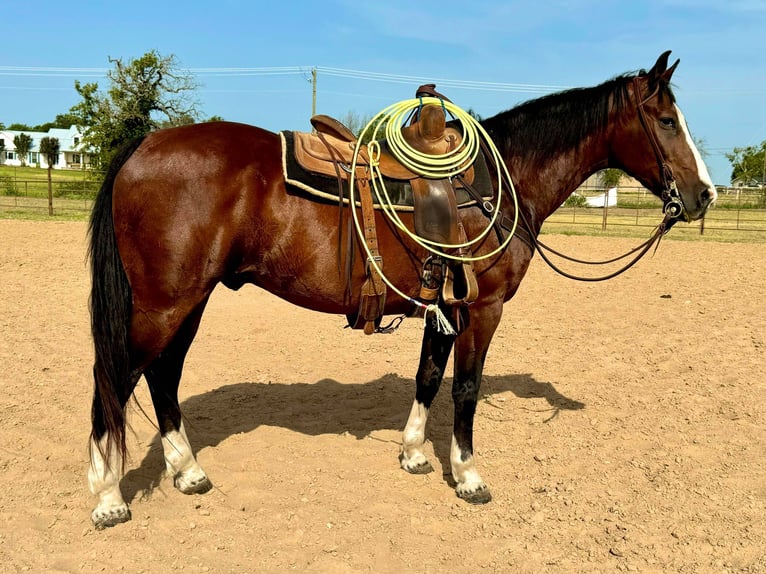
[{"xmin": 442, "ymin": 223, "xmax": 479, "ymax": 306}]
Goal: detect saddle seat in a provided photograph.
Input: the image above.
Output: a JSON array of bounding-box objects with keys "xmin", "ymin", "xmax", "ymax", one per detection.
[{"xmin": 296, "ymin": 106, "xmax": 474, "ymax": 184}]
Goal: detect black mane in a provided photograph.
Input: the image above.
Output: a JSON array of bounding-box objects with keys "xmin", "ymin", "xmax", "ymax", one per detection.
[{"xmin": 481, "ymin": 70, "xmax": 675, "ymax": 161}]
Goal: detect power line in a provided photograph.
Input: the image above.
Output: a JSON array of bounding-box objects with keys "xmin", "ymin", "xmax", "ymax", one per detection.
[{"xmin": 0, "ymin": 64, "xmax": 569, "ymax": 94}]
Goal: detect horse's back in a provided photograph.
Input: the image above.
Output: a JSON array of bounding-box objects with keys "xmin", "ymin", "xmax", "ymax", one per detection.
[{"xmin": 119, "ymin": 121, "xmax": 279, "ymax": 184}]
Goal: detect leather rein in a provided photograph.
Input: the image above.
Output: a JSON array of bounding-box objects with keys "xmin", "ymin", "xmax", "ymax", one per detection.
[{"xmin": 461, "ymin": 77, "xmax": 684, "ymax": 282}]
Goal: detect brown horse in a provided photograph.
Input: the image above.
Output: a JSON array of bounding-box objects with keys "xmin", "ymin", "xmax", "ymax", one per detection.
[{"xmin": 87, "ymin": 51, "xmax": 715, "ymax": 528}]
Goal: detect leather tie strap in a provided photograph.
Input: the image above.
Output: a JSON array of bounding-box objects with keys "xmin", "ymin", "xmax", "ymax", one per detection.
[{"xmin": 353, "ymin": 168, "xmax": 387, "ymax": 334}]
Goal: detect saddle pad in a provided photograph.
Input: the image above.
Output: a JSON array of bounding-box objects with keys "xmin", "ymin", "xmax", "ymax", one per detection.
[{"xmin": 280, "ymin": 131, "xmax": 494, "ymax": 211}]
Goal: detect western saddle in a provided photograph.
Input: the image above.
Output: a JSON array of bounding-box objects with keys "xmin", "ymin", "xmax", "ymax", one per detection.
[{"xmin": 290, "ymin": 85, "xmax": 480, "ymax": 334}]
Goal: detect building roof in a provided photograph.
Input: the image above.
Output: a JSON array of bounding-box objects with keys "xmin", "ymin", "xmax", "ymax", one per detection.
[{"xmin": 0, "ymin": 126, "xmax": 85, "ymax": 152}]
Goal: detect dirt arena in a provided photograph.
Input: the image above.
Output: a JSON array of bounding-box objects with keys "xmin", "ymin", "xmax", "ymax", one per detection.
[{"xmin": 0, "ymin": 220, "xmax": 764, "ymax": 573}]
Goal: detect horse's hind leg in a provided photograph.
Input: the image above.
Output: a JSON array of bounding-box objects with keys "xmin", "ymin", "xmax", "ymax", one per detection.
[
  {"xmin": 89, "ymin": 372, "xmax": 141, "ymax": 529},
  {"xmin": 400, "ymin": 323, "xmax": 455, "ymax": 474},
  {"xmin": 144, "ymin": 299, "xmax": 212, "ymax": 495}
]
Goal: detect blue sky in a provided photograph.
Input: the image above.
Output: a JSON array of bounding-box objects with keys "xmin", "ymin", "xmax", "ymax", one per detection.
[{"xmin": 1, "ymin": 0, "xmax": 764, "ymax": 184}]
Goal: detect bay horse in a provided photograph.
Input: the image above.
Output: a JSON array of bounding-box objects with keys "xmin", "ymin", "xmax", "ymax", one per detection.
[{"xmin": 87, "ymin": 51, "xmax": 715, "ymax": 528}]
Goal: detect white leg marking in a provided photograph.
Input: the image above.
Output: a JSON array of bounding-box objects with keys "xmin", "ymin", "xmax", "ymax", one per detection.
[
  {"xmin": 88, "ymin": 433, "xmax": 130, "ymax": 528},
  {"xmin": 675, "ymin": 104, "xmax": 717, "ymax": 202},
  {"xmin": 162, "ymin": 422, "xmax": 211, "ymax": 494},
  {"xmin": 450, "ymin": 434, "xmax": 487, "ymax": 498},
  {"xmin": 400, "ymin": 400, "xmax": 431, "ymax": 471}
]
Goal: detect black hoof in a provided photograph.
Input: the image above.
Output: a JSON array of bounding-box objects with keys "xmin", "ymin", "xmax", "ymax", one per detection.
[
  {"xmin": 175, "ymin": 474, "xmax": 213, "ymax": 495},
  {"xmin": 457, "ymin": 486, "xmax": 492, "ymax": 505},
  {"xmin": 92, "ymin": 506, "xmax": 132, "ymax": 530},
  {"xmin": 404, "ymin": 461, "xmax": 434, "ymax": 475}
]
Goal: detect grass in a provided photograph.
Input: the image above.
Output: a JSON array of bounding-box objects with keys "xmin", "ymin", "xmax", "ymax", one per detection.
[
  {"xmin": 0, "ymin": 166, "xmax": 100, "ymax": 219},
  {"xmin": 544, "ymin": 204, "xmax": 766, "ymax": 243},
  {"xmin": 0, "ymin": 165, "xmax": 101, "ymax": 200},
  {"xmin": 0, "ymin": 165, "xmax": 94, "ymax": 182}
]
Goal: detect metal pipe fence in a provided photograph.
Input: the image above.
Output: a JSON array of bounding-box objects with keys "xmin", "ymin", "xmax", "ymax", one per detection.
[
  {"xmin": 0, "ymin": 178, "xmax": 98, "ymax": 217},
  {"xmin": 547, "ymin": 186, "xmax": 766, "ymax": 237}
]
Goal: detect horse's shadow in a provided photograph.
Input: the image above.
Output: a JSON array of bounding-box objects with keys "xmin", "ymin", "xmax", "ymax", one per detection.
[{"xmin": 122, "ymin": 373, "xmax": 584, "ymax": 503}]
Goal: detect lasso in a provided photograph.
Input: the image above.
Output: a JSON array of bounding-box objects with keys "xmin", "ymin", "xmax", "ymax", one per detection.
[{"xmin": 347, "ymin": 97, "xmax": 520, "ymax": 333}]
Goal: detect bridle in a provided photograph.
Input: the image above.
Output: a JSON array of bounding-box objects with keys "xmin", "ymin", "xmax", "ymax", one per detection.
[
  {"xmin": 632, "ymin": 77, "xmax": 687, "ymax": 221},
  {"xmin": 461, "ymin": 75, "xmax": 685, "ymax": 282}
]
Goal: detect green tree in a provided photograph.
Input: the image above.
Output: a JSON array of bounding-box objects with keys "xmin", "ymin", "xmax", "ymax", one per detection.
[
  {"xmin": 33, "ymin": 113, "xmax": 81, "ymax": 132},
  {"xmin": 466, "ymin": 108, "xmax": 484, "ymax": 122},
  {"xmin": 70, "ymin": 50, "xmax": 199, "ymax": 169},
  {"xmin": 693, "ymin": 135, "xmax": 709, "ymax": 161},
  {"xmin": 157, "ymin": 111, "xmax": 197, "ymax": 129},
  {"xmin": 600, "ymin": 168, "xmax": 624, "ymax": 188},
  {"xmin": 40, "ymin": 136, "xmax": 61, "ymax": 215},
  {"xmin": 726, "ymin": 141, "xmax": 766, "ymax": 186},
  {"xmin": 339, "ymin": 110, "xmax": 392, "ymax": 145},
  {"xmin": 13, "ymin": 133, "xmax": 33, "ymax": 167},
  {"xmin": 8, "ymin": 122, "xmax": 32, "ymax": 131}
]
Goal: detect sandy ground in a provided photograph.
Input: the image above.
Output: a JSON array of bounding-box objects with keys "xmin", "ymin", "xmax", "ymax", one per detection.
[{"xmin": 0, "ymin": 219, "xmax": 764, "ymax": 574}]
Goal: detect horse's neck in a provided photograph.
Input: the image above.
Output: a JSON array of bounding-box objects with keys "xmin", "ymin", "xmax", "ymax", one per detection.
[
  {"xmin": 515, "ymin": 142, "xmax": 608, "ymax": 233},
  {"xmin": 486, "ymin": 117, "xmax": 610, "ymax": 233}
]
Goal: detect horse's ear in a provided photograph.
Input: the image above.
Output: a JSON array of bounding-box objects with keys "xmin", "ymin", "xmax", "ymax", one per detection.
[
  {"xmin": 661, "ymin": 58, "xmax": 680, "ymax": 83},
  {"xmin": 646, "ymin": 50, "xmax": 679, "ymax": 91},
  {"xmin": 647, "ymin": 50, "xmax": 672, "ymax": 82}
]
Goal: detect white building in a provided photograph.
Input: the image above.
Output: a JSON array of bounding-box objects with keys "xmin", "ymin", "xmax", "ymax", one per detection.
[{"xmin": 0, "ymin": 126, "xmax": 91, "ymax": 169}]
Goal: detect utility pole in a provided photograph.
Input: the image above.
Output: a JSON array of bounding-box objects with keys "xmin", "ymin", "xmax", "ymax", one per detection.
[
  {"xmin": 311, "ymin": 68, "xmax": 317, "ymax": 119},
  {"xmin": 762, "ymin": 141, "xmax": 765, "ymax": 190}
]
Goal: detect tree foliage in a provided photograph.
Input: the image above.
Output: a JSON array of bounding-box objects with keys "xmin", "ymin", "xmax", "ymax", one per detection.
[
  {"xmin": 39, "ymin": 136, "xmax": 60, "ymax": 167},
  {"xmin": 70, "ymin": 50, "xmax": 199, "ymax": 169},
  {"xmin": 13, "ymin": 133, "xmax": 33, "ymax": 166},
  {"xmin": 33, "ymin": 113, "xmax": 81, "ymax": 132},
  {"xmin": 600, "ymin": 168, "xmax": 624, "ymax": 188},
  {"xmin": 726, "ymin": 141, "xmax": 766, "ymax": 186}
]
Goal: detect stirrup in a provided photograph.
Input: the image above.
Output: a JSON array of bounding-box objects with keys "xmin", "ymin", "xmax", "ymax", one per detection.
[{"xmin": 442, "ymin": 262, "xmax": 479, "ymax": 306}]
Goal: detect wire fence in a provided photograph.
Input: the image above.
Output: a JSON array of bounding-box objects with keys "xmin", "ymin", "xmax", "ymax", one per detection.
[
  {"xmin": 2, "ymin": 180, "xmax": 765, "ymax": 240},
  {"xmin": 0, "ymin": 177, "xmax": 99, "ymax": 217},
  {"xmin": 546, "ymin": 186, "xmax": 766, "ymax": 239}
]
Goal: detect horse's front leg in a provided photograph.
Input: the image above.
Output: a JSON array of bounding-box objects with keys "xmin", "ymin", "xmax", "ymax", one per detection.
[
  {"xmin": 400, "ymin": 321, "xmax": 455, "ymax": 474},
  {"xmin": 451, "ymin": 301, "xmax": 502, "ymax": 504}
]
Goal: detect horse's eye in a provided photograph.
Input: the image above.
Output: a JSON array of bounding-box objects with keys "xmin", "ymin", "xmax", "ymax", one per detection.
[{"xmin": 659, "ymin": 117, "xmax": 677, "ymax": 130}]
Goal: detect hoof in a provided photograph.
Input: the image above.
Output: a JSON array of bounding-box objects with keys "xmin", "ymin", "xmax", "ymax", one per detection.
[
  {"xmin": 399, "ymin": 452, "xmax": 434, "ymax": 475},
  {"xmin": 92, "ymin": 505, "xmax": 131, "ymax": 530},
  {"xmin": 403, "ymin": 461, "xmax": 434, "ymax": 475},
  {"xmin": 174, "ymin": 473, "xmax": 213, "ymax": 495},
  {"xmin": 457, "ymin": 485, "xmax": 492, "ymax": 505}
]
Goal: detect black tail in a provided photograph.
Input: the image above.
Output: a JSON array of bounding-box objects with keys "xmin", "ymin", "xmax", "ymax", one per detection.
[{"xmin": 87, "ymin": 138, "xmax": 145, "ymax": 467}]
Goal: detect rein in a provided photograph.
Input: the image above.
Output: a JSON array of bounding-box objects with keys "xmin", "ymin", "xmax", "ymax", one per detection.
[
  {"xmin": 527, "ymin": 213, "xmax": 672, "ymax": 282},
  {"xmin": 462, "ymin": 170, "xmax": 673, "ymax": 282}
]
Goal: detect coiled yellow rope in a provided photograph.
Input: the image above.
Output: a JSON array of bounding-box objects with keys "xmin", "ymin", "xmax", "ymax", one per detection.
[{"xmin": 347, "ymin": 96, "xmax": 520, "ymax": 328}]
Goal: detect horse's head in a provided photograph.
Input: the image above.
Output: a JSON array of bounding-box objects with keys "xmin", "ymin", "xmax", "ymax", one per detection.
[{"xmin": 612, "ymin": 51, "xmax": 716, "ymax": 223}]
